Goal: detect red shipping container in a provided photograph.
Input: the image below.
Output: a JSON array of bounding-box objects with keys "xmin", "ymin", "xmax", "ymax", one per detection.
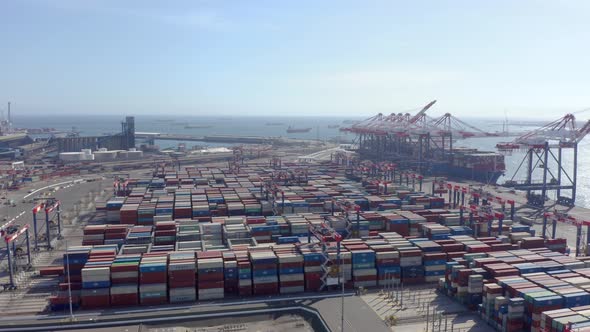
[
  {"xmin": 111, "ymin": 293, "xmax": 139, "ymax": 306},
  {"xmin": 197, "ymin": 272, "xmax": 224, "ymax": 282},
  {"xmin": 168, "ymin": 270, "xmax": 194, "ymax": 279},
  {"xmin": 353, "ymin": 275, "xmax": 377, "ymax": 282},
  {"xmin": 140, "ymin": 272, "xmax": 167, "ymax": 284},
  {"xmin": 238, "ymin": 286, "xmax": 252, "ymax": 296},
  {"xmin": 81, "ymin": 295, "xmax": 110, "ymax": 309}
]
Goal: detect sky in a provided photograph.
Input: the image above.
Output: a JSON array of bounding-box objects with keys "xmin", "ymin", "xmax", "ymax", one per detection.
[{"xmin": 1, "ymin": 0, "xmax": 590, "ymax": 119}]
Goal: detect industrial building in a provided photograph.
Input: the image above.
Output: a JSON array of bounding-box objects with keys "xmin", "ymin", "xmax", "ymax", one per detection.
[{"xmin": 56, "ymin": 116, "xmax": 136, "ymax": 152}]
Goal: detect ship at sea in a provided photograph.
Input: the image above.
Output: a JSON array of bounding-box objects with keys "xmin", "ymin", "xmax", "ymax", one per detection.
[
  {"xmin": 286, "ymin": 126, "xmax": 312, "ymax": 133},
  {"xmin": 184, "ymin": 125, "xmax": 213, "ymax": 129},
  {"xmin": 265, "ymin": 122, "xmax": 285, "ymax": 126}
]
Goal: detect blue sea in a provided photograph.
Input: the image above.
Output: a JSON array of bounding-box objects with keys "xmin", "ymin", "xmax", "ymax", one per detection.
[{"xmin": 10, "ymin": 114, "xmax": 590, "ymax": 208}]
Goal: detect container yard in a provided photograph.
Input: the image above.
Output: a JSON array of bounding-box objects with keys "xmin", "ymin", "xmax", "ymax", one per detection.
[
  {"xmin": 6, "ymin": 2, "xmax": 590, "ymax": 331},
  {"xmin": 0, "ymin": 156, "xmax": 577, "ymax": 332}
]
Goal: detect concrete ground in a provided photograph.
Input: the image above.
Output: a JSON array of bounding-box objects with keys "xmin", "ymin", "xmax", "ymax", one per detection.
[{"xmin": 360, "ymin": 285, "xmax": 492, "ymax": 332}]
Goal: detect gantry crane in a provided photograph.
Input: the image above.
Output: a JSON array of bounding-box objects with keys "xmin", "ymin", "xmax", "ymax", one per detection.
[
  {"xmin": 497, "ymin": 114, "xmax": 590, "ymax": 207},
  {"xmin": 343, "ymin": 100, "xmax": 501, "ymax": 175}
]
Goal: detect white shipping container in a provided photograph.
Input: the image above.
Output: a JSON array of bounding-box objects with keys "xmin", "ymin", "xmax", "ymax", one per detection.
[
  {"xmin": 111, "ymin": 271, "xmax": 138, "ymax": 279},
  {"xmin": 111, "ymin": 284, "xmax": 139, "ymax": 294},
  {"xmin": 238, "ymin": 279, "xmax": 252, "ymax": 287},
  {"xmin": 253, "ymin": 276, "xmax": 279, "ymax": 283},
  {"xmin": 279, "ymin": 274, "xmax": 304, "ymax": 282},
  {"xmin": 352, "ymin": 268, "xmax": 377, "ymax": 277},
  {"xmin": 140, "ymin": 283, "xmax": 167, "ymax": 293}
]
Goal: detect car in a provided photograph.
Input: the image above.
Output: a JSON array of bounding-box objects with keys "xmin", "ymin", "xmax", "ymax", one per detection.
[{"xmin": 27, "ymin": 189, "xmax": 34, "ymax": 193}]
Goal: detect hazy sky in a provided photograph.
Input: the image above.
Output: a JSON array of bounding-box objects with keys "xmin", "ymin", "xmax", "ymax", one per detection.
[{"xmin": 1, "ymin": 1, "xmax": 590, "ymax": 119}]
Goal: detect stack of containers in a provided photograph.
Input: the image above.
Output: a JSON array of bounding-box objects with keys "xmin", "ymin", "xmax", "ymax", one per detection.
[
  {"xmin": 300, "ymin": 245, "xmax": 324, "ymax": 291},
  {"xmin": 176, "ymin": 220, "xmax": 201, "ymax": 250},
  {"xmin": 197, "ymin": 251, "xmax": 225, "ymax": 300},
  {"xmin": 223, "ymin": 217, "xmax": 250, "ymax": 243},
  {"xmin": 287, "ymin": 216, "xmax": 310, "ymax": 237},
  {"xmin": 467, "ymin": 274, "xmax": 484, "ymax": 306},
  {"xmin": 325, "ymin": 243, "xmax": 353, "ymax": 288},
  {"xmin": 372, "ymin": 243, "xmax": 401, "ymax": 286},
  {"xmin": 398, "ymin": 211, "xmax": 427, "ymax": 237},
  {"xmin": 200, "ymin": 223, "xmax": 223, "ymax": 249},
  {"xmin": 276, "ymin": 250, "xmax": 305, "ymax": 294},
  {"xmin": 104, "ymin": 225, "xmax": 129, "ymax": 246},
  {"xmin": 173, "ymin": 193, "xmax": 192, "ymax": 219},
  {"xmin": 399, "ymin": 246, "xmax": 424, "ymax": 284},
  {"xmin": 119, "ymin": 203, "xmax": 139, "ymax": 225},
  {"xmin": 82, "ymin": 225, "xmax": 106, "ymax": 246},
  {"xmin": 236, "ymin": 251, "xmax": 253, "ymax": 296},
  {"xmin": 138, "ymin": 201, "xmax": 156, "ymax": 226},
  {"xmin": 155, "ymin": 196, "xmax": 173, "ymax": 220},
  {"xmin": 81, "ymin": 246, "xmax": 116, "ymax": 309},
  {"xmin": 248, "ymin": 223, "xmax": 273, "ymax": 243},
  {"xmin": 347, "ymin": 242, "xmax": 377, "ymax": 288},
  {"xmin": 423, "ymin": 252, "xmax": 447, "ymax": 283},
  {"xmin": 154, "ymin": 221, "xmax": 176, "ymax": 246},
  {"xmin": 110, "ymin": 254, "xmax": 140, "ymax": 306},
  {"xmin": 383, "ymin": 214, "xmax": 409, "ymax": 236},
  {"xmin": 168, "ymin": 252, "xmax": 196, "ymax": 303},
  {"xmin": 139, "ymin": 253, "xmax": 168, "ymax": 305},
  {"xmin": 250, "ymin": 250, "xmax": 279, "ymax": 295},
  {"xmin": 222, "ymin": 251, "xmax": 239, "ymax": 295},
  {"xmin": 192, "ymin": 193, "xmax": 210, "ymax": 218},
  {"xmin": 106, "ymin": 197, "xmax": 125, "ymax": 222},
  {"xmin": 481, "ymin": 283, "xmax": 504, "ymax": 325},
  {"xmin": 126, "ymin": 226, "xmax": 153, "ymax": 245},
  {"xmin": 63, "ymin": 247, "xmax": 92, "ymax": 275}
]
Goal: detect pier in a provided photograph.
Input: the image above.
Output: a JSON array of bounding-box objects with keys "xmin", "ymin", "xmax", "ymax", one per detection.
[{"xmin": 135, "ymin": 132, "xmax": 279, "ymax": 144}]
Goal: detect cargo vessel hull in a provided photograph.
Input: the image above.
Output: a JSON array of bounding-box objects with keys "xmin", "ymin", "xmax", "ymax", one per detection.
[{"xmin": 431, "ymin": 163, "xmax": 503, "ymax": 183}]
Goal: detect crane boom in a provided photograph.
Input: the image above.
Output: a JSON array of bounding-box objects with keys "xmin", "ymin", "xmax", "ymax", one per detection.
[{"xmin": 409, "ymin": 100, "xmax": 437, "ymax": 124}]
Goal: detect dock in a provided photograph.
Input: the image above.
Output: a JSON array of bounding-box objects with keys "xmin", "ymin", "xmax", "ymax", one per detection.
[{"xmin": 135, "ymin": 132, "xmax": 278, "ymax": 144}]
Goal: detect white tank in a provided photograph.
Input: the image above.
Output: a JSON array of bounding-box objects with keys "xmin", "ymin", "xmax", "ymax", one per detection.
[
  {"xmin": 80, "ymin": 153, "xmax": 95, "ymax": 161},
  {"xmin": 93, "ymin": 151, "xmax": 118, "ymax": 161},
  {"xmin": 59, "ymin": 152, "xmax": 83, "ymax": 162},
  {"xmin": 127, "ymin": 151, "xmax": 143, "ymax": 160}
]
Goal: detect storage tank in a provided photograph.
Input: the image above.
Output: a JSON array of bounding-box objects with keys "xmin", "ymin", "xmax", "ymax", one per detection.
[
  {"xmin": 80, "ymin": 153, "xmax": 95, "ymax": 161},
  {"xmin": 59, "ymin": 152, "xmax": 84, "ymax": 162},
  {"xmin": 93, "ymin": 151, "xmax": 118, "ymax": 161},
  {"xmin": 127, "ymin": 150, "xmax": 143, "ymax": 160}
]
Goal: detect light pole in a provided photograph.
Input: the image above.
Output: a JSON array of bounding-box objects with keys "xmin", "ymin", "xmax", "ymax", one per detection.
[{"xmin": 65, "ymin": 239, "xmax": 74, "ymax": 321}]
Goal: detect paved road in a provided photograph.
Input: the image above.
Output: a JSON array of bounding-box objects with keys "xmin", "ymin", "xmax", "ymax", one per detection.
[{"xmin": 0, "ymin": 292, "xmax": 378, "ymax": 332}]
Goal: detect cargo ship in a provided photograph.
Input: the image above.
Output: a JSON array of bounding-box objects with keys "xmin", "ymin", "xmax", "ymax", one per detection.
[
  {"xmin": 286, "ymin": 126, "xmax": 312, "ymax": 133},
  {"xmin": 430, "ymin": 148, "xmax": 505, "ymax": 183}
]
